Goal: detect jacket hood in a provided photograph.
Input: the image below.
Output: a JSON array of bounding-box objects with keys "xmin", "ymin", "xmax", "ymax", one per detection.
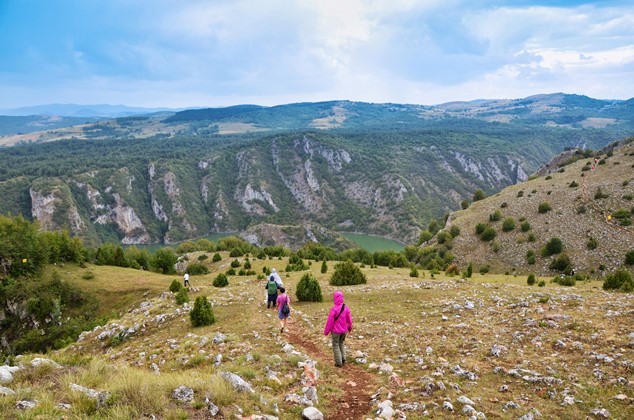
[
  {"xmin": 333, "ymin": 291, "xmax": 344, "ymax": 306},
  {"xmin": 271, "ymin": 268, "xmax": 277, "ymax": 273}
]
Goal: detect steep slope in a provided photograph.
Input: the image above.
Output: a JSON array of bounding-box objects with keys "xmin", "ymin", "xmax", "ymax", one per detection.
[
  {"xmin": 444, "ymin": 138, "xmax": 634, "ymax": 275},
  {"xmin": 0, "ymin": 130, "xmax": 548, "ymax": 246}
]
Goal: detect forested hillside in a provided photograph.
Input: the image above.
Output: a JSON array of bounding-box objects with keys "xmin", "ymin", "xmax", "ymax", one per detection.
[{"xmin": 0, "ymin": 94, "xmax": 633, "ymax": 246}]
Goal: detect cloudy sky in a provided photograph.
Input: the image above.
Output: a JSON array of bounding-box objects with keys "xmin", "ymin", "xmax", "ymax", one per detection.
[{"xmin": 1, "ymin": 0, "xmax": 633, "ymax": 108}]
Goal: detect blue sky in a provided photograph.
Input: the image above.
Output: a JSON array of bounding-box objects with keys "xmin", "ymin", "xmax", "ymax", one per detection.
[{"xmin": 1, "ymin": 0, "xmax": 633, "ymax": 108}]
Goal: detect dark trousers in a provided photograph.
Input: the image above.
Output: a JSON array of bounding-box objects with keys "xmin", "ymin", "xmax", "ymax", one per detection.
[{"xmin": 267, "ymin": 293, "xmax": 277, "ymax": 308}]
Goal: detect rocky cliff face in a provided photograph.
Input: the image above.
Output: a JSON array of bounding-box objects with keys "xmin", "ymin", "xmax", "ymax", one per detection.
[{"xmin": 22, "ymin": 132, "xmax": 535, "ymax": 245}]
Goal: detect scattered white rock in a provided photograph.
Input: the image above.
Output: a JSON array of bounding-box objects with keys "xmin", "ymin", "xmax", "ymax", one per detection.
[
  {"xmin": 220, "ymin": 372, "xmax": 255, "ymax": 393},
  {"xmin": 590, "ymin": 408, "xmax": 610, "ymax": 419},
  {"xmin": 0, "ymin": 365, "xmax": 21, "ymax": 384},
  {"xmin": 30, "ymin": 358, "xmax": 62, "ymax": 369},
  {"xmin": 376, "ymin": 400, "xmax": 394, "ymax": 419},
  {"xmin": 458, "ymin": 396, "xmax": 476, "ymax": 406},
  {"xmin": 302, "ymin": 406, "xmax": 324, "ymax": 420},
  {"xmin": 0, "ymin": 386, "xmax": 16, "ymax": 395},
  {"xmin": 16, "ymin": 400, "xmax": 38, "ymax": 410},
  {"xmin": 172, "ymin": 385, "xmax": 194, "ymax": 402}
]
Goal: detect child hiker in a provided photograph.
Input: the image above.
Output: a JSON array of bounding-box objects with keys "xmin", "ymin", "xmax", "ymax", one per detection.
[
  {"xmin": 276, "ymin": 287, "xmax": 291, "ymax": 333},
  {"xmin": 323, "ymin": 291, "xmax": 353, "ymax": 367}
]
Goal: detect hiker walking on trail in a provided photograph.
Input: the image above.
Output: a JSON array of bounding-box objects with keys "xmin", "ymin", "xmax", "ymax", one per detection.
[
  {"xmin": 265, "ymin": 275, "xmax": 279, "ymax": 309},
  {"xmin": 323, "ymin": 291, "xmax": 353, "ymax": 367},
  {"xmin": 270, "ymin": 268, "xmax": 283, "ymax": 288},
  {"xmin": 276, "ymin": 287, "xmax": 291, "ymax": 333},
  {"xmin": 183, "ymin": 272, "xmax": 190, "ymax": 287}
]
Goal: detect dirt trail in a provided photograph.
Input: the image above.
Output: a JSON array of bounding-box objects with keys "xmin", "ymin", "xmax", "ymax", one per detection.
[{"xmin": 286, "ymin": 323, "xmax": 378, "ymax": 420}]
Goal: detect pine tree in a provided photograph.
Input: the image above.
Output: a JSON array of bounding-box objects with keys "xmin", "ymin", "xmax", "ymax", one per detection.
[{"xmin": 190, "ymin": 296, "xmax": 215, "ymax": 327}]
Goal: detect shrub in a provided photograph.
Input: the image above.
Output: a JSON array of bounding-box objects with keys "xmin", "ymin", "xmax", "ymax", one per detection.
[
  {"xmin": 626, "ymin": 250, "xmax": 634, "ymax": 265},
  {"xmin": 418, "ymin": 230, "xmax": 433, "ymax": 244},
  {"xmin": 190, "ymin": 296, "xmax": 215, "ymax": 327},
  {"xmin": 436, "ymin": 231, "xmax": 451, "ymax": 244},
  {"xmin": 466, "ymin": 262, "xmax": 473, "ymax": 278},
  {"xmin": 576, "ymin": 205, "xmax": 587, "ymax": 214},
  {"xmin": 549, "ymin": 253, "xmax": 571, "ymax": 272},
  {"xmin": 295, "ymin": 273, "xmax": 323, "ymax": 302},
  {"xmin": 321, "ymin": 259, "xmax": 328, "ymax": 273},
  {"xmin": 225, "ymin": 268, "xmax": 236, "ymax": 275},
  {"xmin": 473, "ymin": 189, "xmax": 486, "ymax": 202},
  {"xmin": 175, "ymin": 288, "xmax": 189, "ymax": 305},
  {"xmin": 445, "ymin": 263, "xmax": 459, "ymax": 275},
  {"xmin": 169, "ymin": 279, "xmax": 183, "ymax": 293},
  {"xmin": 538, "ymin": 202, "xmax": 552, "ymax": 214},
  {"xmin": 520, "ymin": 221, "xmax": 531, "ymax": 232},
  {"xmin": 229, "ymin": 248, "xmax": 243, "ymax": 257},
  {"xmin": 527, "ymin": 250, "xmax": 536, "ymax": 265},
  {"xmin": 603, "ymin": 269, "xmax": 633, "ymax": 291},
  {"xmin": 527, "ymin": 233, "xmax": 536, "ymax": 242},
  {"xmin": 286, "ymin": 253, "xmax": 309, "ymax": 271},
  {"xmin": 213, "ymin": 273, "xmax": 229, "ymax": 287},
  {"xmin": 557, "ymin": 276, "xmax": 576, "ymax": 286},
  {"xmin": 569, "ymin": 181, "xmax": 578, "ymax": 188},
  {"xmin": 489, "ymin": 210, "xmax": 502, "ymax": 222},
  {"xmin": 231, "ymin": 259, "xmax": 241, "ymax": 268},
  {"xmin": 410, "ymin": 266, "xmax": 419, "ymax": 278},
  {"xmin": 479, "ymin": 265, "xmax": 489, "ymax": 274},
  {"xmin": 517, "ymin": 190, "xmax": 524, "ymax": 198},
  {"xmin": 475, "ymin": 223, "xmax": 487, "ymax": 235},
  {"xmin": 243, "ymin": 259, "xmax": 252, "ymax": 269},
  {"xmin": 461, "ymin": 200, "xmax": 469, "ymax": 209},
  {"xmin": 527, "ymin": 273, "xmax": 536, "ymax": 286},
  {"xmin": 587, "ymin": 237, "xmax": 598, "ymax": 250},
  {"xmin": 152, "ymin": 248, "xmax": 178, "ymax": 274},
  {"xmin": 542, "ymin": 237, "xmax": 563, "ymax": 256},
  {"xmin": 81, "ymin": 270, "xmax": 95, "ymax": 280},
  {"xmin": 187, "ymin": 263, "xmax": 209, "ymax": 276},
  {"xmin": 449, "ymin": 225, "xmax": 461, "ymax": 238},
  {"xmin": 197, "ymin": 254, "xmax": 208, "ymax": 261},
  {"xmin": 330, "ymin": 261, "xmax": 367, "ymax": 286},
  {"xmin": 594, "ymin": 187, "xmax": 608, "ymax": 199},
  {"xmin": 538, "ymin": 280, "xmax": 546, "ymax": 287},
  {"xmin": 212, "ymin": 253, "xmax": 222, "ymax": 262},
  {"xmin": 502, "ymin": 218, "xmax": 516, "ymax": 232},
  {"xmin": 480, "ymin": 227, "xmax": 497, "ymax": 242}
]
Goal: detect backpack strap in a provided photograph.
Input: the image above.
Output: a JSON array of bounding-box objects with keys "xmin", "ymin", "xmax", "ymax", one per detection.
[{"xmin": 333, "ymin": 304, "xmax": 346, "ymax": 322}]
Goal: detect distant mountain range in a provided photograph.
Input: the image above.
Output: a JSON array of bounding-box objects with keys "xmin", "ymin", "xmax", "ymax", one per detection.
[
  {"xmin": 0, "ymin": 103, "xmax": 178, "ymax": 118},
  {"xmin": 0, "ymin": 93, "xmax": 632, "ymax": 247}
]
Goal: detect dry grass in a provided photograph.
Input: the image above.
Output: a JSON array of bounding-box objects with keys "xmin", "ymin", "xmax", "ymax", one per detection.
[{"xmin": 3, "ymin": 257, "xmax": 633, "ymax": 418}]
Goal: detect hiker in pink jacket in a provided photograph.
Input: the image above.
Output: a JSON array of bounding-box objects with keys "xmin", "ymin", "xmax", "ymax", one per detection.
[{"xmin": 323, "ymin": 291, "xmax": 353, "ymax": 367}]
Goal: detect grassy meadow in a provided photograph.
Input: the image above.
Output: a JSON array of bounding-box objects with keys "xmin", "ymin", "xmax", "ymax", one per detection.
[{"xmin": 2, "ymin": 254, "xmax": 633, "ymax": 419}]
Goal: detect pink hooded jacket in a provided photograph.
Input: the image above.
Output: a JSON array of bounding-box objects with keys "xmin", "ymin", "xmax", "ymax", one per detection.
[{"xmin": 323, "ymin": 291, "xmax": 353, "ymax": 335}]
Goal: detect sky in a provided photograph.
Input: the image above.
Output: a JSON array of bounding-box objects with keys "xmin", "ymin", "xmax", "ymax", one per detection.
[{"xmin": 1, "ymin": 0, "xmax": 633, "ymax": 109}]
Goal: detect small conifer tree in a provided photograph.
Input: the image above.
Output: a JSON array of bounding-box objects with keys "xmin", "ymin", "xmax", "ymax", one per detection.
[
  {"xmin": 213, "ymin": 273, "xmax": 229, "ymax": 287},
  {"xmin": 212, "ymin": 253, "xmax": 222, "ymax": 262},
  {"xmin": 321, "ymin": 259, "xmax": 328, "ymax": 274},
  {"xmin": 190, "ymin": 296, "xmax": 215, "ymax": 327},
  {"xmin": 409, "ymin": 266, "xmax": 419, "ymax": 278},
  {"xmin": 169, "ymin": 279, "xmax": 183, "ymax": 293},
  {"xmin": 296, "ymin": 273, "xmax": 323, "ymax": 302},
  {"xmin": 175, "ymin": 288, "xmax": 189, "ymax": 305},
  {"xmin": 330, "ymin": 260, "xmax": 367, "ymax": 286},
  {"xmin": 466, "ymin": 262, "xmax": 473, "ymax": 278},
  {"xmin": 527, "ymin": 273, "xmax": 536, "ymax": 286}
]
